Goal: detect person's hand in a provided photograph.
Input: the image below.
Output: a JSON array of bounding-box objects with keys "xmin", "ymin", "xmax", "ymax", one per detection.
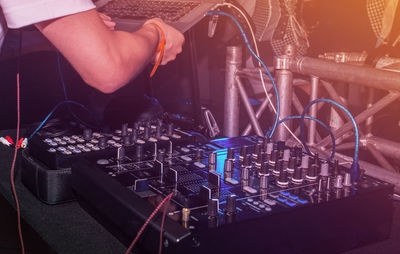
[
  {"xmin": 143, "ymin": 18, "xmax": 185, "ymax": 65},
  {"xmin": 98, "ymin": 12, "xmax": 116, "ymax": 30}
]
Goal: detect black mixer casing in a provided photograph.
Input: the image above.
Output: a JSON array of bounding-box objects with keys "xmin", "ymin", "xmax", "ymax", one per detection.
[{"xmin": 72, "ymin": 136, "xmax": 394, "ymax": 254}]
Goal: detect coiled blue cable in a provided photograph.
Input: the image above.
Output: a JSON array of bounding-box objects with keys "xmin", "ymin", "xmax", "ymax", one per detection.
[
  {"xmin": 300, "ymin": 98, "xmax": 360, "ymax": 182},
  {"xmin": 207, "ymin": 10, "xmax": 279, "ymax": 139}
]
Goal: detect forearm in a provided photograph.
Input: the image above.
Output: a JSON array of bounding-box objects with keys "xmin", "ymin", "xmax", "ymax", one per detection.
[{"xmin": 36, "ymin": 9, "xmax": 160, "ymax": 93}]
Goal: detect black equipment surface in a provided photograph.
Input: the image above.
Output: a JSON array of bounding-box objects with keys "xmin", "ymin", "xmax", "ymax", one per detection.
[
  {"xmin": 23, "ymin": 119, "xmax": 195, "ymax": 204},
  {"xmin": 72, "ymin": 135, "xmax": 394, "ymax": 254}
]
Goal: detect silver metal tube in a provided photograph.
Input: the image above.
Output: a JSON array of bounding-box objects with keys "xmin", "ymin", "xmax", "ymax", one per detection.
[
  {"xmin": 335, "ymin": 142, "xmax": 357, "ymax": 151},
  {"xmin": 290, "ymin": 57, "xmax": 400, "ymax": 92},
  {"xmin": 365, "ymin": 135, "xmax": 400, "ymax": 161},
  {"xmin": 292, "ymin": 93, "xmax": 322, "ymax": 142},
  {"xmin": 275, "ymin": 69, "xmax": 293, "ymax": 141},
  {"xmin": 242, "ymin": 94, "xmax": 272, "ymax": 136},
  {"xmin": 316, "ymin": 92, "xmax": 400, "ymax": 147},
  {"xmin": 365, "ymin": 88, "xmax": 375, "ymax": 135},
  {"xmin": 308, "ymin": 76, "xmax": 320, "ymax": 145},
  {"xmin": 235, "ymin": 77, "xmax": 264, "ymax": 137},
  {"xmin": 224, "ymin": 46, "xmax": 242, "ymax": 137},
  {"xmin": 366, "ymin": 144, "xmax": 397, "ymax": 172}
]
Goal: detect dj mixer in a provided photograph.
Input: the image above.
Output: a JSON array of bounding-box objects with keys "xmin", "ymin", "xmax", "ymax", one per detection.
[
  {"xmin": 22, "ymin": 119, "xmax": 196, "ymax": 204},
  {"xmin": 72, "ymin": 135, "xmax": 394, "ymax": 254}
]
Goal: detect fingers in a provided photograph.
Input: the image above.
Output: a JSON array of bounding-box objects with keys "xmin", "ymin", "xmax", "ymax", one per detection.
[
  {"xmin": 143, "ymin": 18, "xmax": 185, "ymax": 65},
  {"xmin": 98, "ymin": 12, "xmax": 116, "ymax": 30}
]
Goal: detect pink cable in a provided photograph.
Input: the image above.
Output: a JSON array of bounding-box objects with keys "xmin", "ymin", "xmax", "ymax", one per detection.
[
  {"xmin": 125, "ymin": 192, "xmax": 174, "ymax": 254},
  {"xmin": 10, "ymin": 72, "xmax": 25, "ymax": 254},
  {"xmin": 158, "ymin": 195, "xmax": 172, "ymax": 254}
]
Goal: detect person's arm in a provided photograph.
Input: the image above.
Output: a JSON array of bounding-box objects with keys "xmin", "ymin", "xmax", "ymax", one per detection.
[{"xmin": 35, "ymin": 9, "xmax": 184, "ymax": 94}]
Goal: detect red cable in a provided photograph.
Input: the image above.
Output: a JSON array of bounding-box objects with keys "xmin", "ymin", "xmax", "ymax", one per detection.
[
  {"xmin": 158, "ymin": 195, "xmax": 172, "ymax": 254},
  {"xmin": 125, "ymin": 192, "xmax": 174, "ymax": 254},
  {"xmin": 10, "ymin": 72, "xmax": 25, "ymax": 254}
]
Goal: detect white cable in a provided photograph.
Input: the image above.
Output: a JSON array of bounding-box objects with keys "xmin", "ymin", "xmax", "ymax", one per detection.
[{"xmin": 218, "ymin": 2, "xmax": 303, "ymax": 145}]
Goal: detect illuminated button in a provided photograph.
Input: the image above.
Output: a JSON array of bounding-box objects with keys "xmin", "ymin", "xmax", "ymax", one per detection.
[
  {"xmin": 67, "ymin": 145, "xmax": 75, "ymax": 150},
  {"xmin": 77, "ymin": 138, "xmax": 85, "ymax": 143},
  {"xmin": 72, "ymin": 148, "xmax": 82, "ymax": 154},
  {"xmin": 277, "ymin": 197, "xmax": 287, "ymax": 203},
  {"xmin": 49, "ymin": 142, "xmax": 58, "ymax": 147},
  {"xmin": 113, "ymin": 143, "xmax": 122, "ymax": 148},
  {"xmin": 297, "ymin": 199, "xmax": 308, "ymax": 204},
  {"xmin": 247, "ymin": 198, "xmax": 254, "ymax": 203},
  {"xmin": 62, "ymin": 136, "xmax": 71, "ymax": 141},
  {"xmin": 53, "ymin": 137, "xmax": 61, "ymax": 142},
  {"xmin": 77, "ymin": 144, "xmax": 85, "ymax": 149},
  {"xmin": 286, "ymin": 201, "xmax": 296, "ymax": 207},
  {"xmin": 265, "ymin": 206, "xmax": 272, "ymax": 212},
  {"xmin": 259, "ymin": 204, "xmax": 266, "ymax": 209},
  {"xmin": 48, "ymin": 148, "xmax": 56, "ymax": 153},
  {"xmin": 253, "ymin": 201, "xmax": 260, "ymax": 206},
  {"xmin": 82, "ymin": 147, "xmax": 91, "ymax": 152},
  {"xmin": 92, "ymin": 146, "xmax": 100, "ymax": 151},
  {"xmin": 58, "ymin": 141, "xmax": 67, "ymax": 146},
  {"xmin": 44, "ymin": 138, "xmax": 52, "ymax": 143},
  {"xmin": 67, "ymin": 139, "xmax": 76, "ymax": 144},
  {"xmin": 63, "ymin": 150, "xmax": 72, "ymax": 155},
  {"xmin": 289, "ymin": 194, "xmax": 298, "ymax": 200},
  {"xmin": 71, "ymin": 135, "xmax": 80, "ymax": 140},
  {"xmin": 91, "ymin": 139, "xmax": 99, "ymax": 144},
  {"xmin": 86, "ymin": 143, "xmax": 94, "ymax": 148},
  {"xmin": 57, "ymin": 147, "xmax": 66, "ymax": 152}
]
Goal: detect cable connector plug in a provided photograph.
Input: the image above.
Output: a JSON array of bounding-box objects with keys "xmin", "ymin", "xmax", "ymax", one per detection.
[
  {"xmin": 20, "ymin": 138, "xmax": 28, "ymax": 149},
  {"xmin": 0, "ymin": 137, "xmax": 12, "ymax": 146},
  {"xmin": 350, "ymin": 160, "xmax": 361, "ymax": 183}
]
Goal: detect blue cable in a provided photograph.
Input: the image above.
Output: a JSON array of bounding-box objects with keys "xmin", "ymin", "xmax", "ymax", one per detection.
[
  {"xmin": 29, "ymin": 100, "xmax": 95, "ymax": 140},
  {"xmin": 300, "ymin": 98, "xmax": 360, "ymax": 182},
  {"xmin": 207, "ymin": 10, "xmax": 279, "ymax": 139},
  {"xmin": 270, "ymin": 116, "xmax": 336, "ymax": 161},
  {"xmin": 56, "ymin": 52, "xmax": 99, "ymax": 129}
]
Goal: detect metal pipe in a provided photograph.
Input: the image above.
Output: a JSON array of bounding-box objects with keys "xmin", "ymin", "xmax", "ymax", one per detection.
[
  {"xmin": 334, "ymin": 142, "xmax": 357, "ymax": 151},
  {"xmin": 366, "ymin": 144, "xmax": 397, "ymax": 172},
  {"xmin": 365, "ymin": 135, "xmax": 400, "ymax": 162},
  {"xmin": 365, "ymin": 88, "xmax": 375, "ymax": 135},
  {"xmin": 289, "ymin": 57, "xmax": 400, "ymax": 92},
  {"xmin": 308, "ymin": 76, "xmax": 320, "ymax": 145},
  {"xmin": 316, "ymin": 92, "xmax": 400, "ymax": 147},
  {"xmin": 292, "ymin": 93, "xmax": 322, "ymax": 142},
  {"xmin": 235, "ymin": 77, "xmax": 264, "ymax": 137},
  {"xmin": 242, "ymin": 94, "xmax": 272, "ymax": 136},
  {"xmin": 275, "ymin": 57, "xmax": 293, "ymax": 141},
  {"xmin": 224, "ymin": 46, "xmax": 242, "ymax": 137}
]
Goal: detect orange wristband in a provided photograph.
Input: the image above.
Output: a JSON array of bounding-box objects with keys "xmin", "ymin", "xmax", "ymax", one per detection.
[{"xmin": 147, "ymin": 22, "xmax": 166, "ymax": 77}]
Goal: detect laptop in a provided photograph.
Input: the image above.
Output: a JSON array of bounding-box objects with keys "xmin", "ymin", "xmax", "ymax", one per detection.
[{"xmin": 95, "ymin": 0, "xmax": 223, "ymax": 33}]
